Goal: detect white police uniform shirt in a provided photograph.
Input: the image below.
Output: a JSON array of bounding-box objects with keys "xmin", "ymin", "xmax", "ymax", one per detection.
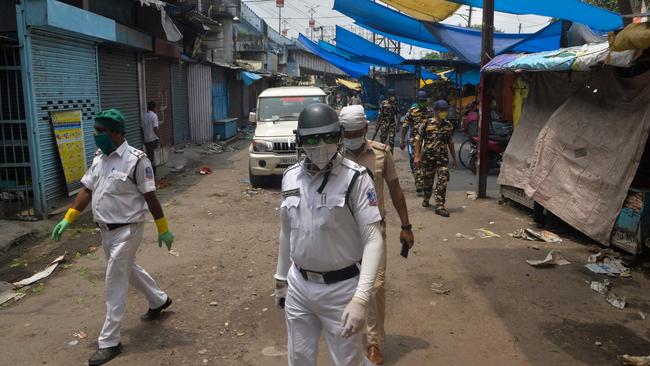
[
  {"xmin": 280, "ymin": 157, "xmax": 382, "ymax": 272},
  {"xmin": 80, "ymin": 140, "xmax": 156, "ymax": 224}
]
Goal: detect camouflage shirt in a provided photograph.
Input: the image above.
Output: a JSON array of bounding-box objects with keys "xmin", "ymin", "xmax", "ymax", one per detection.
[
  {"xmin": 378, "ymin": 99, "xmax": 400, "ymax": 124},
  {"xmin": 414, "ymin": 118, "xmax": 454, "ymax": 156},
  {"xmin": 402, "ymin": 107, "xmax": 431, "ymax": 141}
]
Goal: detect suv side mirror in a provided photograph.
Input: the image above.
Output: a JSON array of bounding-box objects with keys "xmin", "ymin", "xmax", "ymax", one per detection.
[{"xmin": 249, "ymin": 112, "xmax": 257, "ymax": 124}]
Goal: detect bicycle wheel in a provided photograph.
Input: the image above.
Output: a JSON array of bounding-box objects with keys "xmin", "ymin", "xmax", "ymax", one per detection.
[{"xmin": 458, "ymin": 139, "xmax": 474, "ymax": 170}]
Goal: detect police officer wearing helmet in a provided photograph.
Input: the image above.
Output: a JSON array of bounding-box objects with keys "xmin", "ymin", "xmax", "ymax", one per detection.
[
  {"xmin": 273, "ymin": 103, "xmax": 385, "ymax": 365},
  {"xmin": 414, "ymin": 99, "xmax": 457, "ymax": 217},
  {"xmin": 400, "ymin": 90, "xmax": 431, "ymax": 196},
  {"xmin": 52, "ymin": 108, "xmax": 174, "ymax": 365},
  {"xmin": 372, "ymin": 89, "xmax": 400, "ymax": 152}
]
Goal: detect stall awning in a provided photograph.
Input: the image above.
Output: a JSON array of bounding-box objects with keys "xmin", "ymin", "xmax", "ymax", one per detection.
[
  {"xmin": 379, "ymin": 0, "xmax": 460, "ymax": 22},
  {"xmin": 336, "ymin": 78, "xmax": 362, "ymax": 90},
  {"xmin": 297, "ymin": 34, "xmax": 370, "ymax": 78},
  {"xmin": 447, "ymin": 0, "xmax": 622, "ymax": 31},
  {"xmin": 240, "ymin": 71, "xmax": 263, "ymax": 86}
]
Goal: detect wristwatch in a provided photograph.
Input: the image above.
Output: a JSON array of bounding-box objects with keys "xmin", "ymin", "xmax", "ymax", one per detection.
[{"xmin": 401, "ymin": 224, "xmax": 412, "ymax": 231}]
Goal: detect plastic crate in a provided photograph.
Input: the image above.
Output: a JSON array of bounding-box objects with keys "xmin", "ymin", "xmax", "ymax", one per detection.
[{"xmin": 213, "ymin": 118, "xmax": 238, "ymax": 141}]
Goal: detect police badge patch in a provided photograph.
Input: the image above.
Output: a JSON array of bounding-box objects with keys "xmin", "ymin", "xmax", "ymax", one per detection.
[
  {"xmin": 367, "ymin": 188, "xmax": 378, "ymax": 206},
  {"xmin": 145, "ymin": 166, "xmax": 154, "ymax": 180}
]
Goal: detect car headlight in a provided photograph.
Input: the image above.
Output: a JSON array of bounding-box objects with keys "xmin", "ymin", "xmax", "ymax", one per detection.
[{"xmin": 252, "ymin": 140, "xmax": 274, "ymax": 152}]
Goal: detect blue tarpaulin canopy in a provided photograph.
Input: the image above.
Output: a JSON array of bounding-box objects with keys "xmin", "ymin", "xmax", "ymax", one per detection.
[
  {"xmin": 298, "ymin": 34, "xmax": 371, "ymax": 78},
  {"xmin": 447, "ymin": 0, "xmax": 622, "ymax": 31},
  {"xmin": 333, "ymin": 0, "xmax": 448, "ymax": 52},
  {"xmin": 423, "ymin": 21, "xmax": 562, "ymax": 64},
  {"xmin": 240, "ymin": 71, "xmax": 262, "ymax": 86}
]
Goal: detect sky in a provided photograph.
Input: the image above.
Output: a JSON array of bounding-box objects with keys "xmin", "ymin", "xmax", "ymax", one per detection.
[{"xmin": 243, "ymin": 0, "xmax": 552, "ymax": 59}]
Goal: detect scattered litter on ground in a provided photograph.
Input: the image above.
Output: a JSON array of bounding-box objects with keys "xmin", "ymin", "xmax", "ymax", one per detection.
[
  {"xmin": 243, "ymin": 188, "xmax": 262, "ymax": 197},
  {"xmin": 198, "ymin": 166, "xmax": 213, "ymax": 175},
  {"xmin": 239, "ymin": 177, "xmax": 251, "ymax": 184},
  {"xmin": 639, "ymin": 311, "xmax": 646, "ymax": 320},
  {"xmin": 595, "ymin": 341, "xmax": 603, "ymax": 347},
  {"xmin": 526, "ymin": 250, "xmax": 571, "ymax": 268},
  {"xmin": 455, "ymin": 233, "xmax": 475, "ymax": 240},
  {"xmin": 262, "ymin": 307, "xmax": 268, "ymax": 312},
  {"xmin": 205, "ymin": 143, "xmax": 224, "ymax": 154},
  {"xmin": 156, "ymin": 179, "xmax": 170, "ymax": 190},
  {"xmin": 73, "ymin": 331, "xmax": 87, "ymax": 339},
  {"xmin": 209, "ymin": 301, "xmax": 218, "ymax": 306},
  {"xmin": 214, "ymin": 238, "xmax": 225, "ymax": 242},
  {"xmin": 509, "ymin": 228, "xmax": 562, "ymax": 243},
  {"xmin": 13, "ymin": 255, "xmax": 65, "ymax": 288},
  {"xmin": 262, "ymin": 346, "xmax": 288, "ymax": 357},
  {"xmin": 171, "ymin": 164, "xmax": 186, "ymax": 173},
  {"xmin": 173, "ymin": 147, "xmax": 185, "ymax": 154},
  {"xmin": 0, "ymin": 281, "xmax": 19, "ymax": 305},
  {"xmin": 466, "ymin": 191, "xmax": 477, "ymax": 200},
  {"xmin": 489, "ymin": 221, "xmax": 495, "ymax": 225},
  {"xmin": 461, "ymin": 205, "xmax": 468, "ymax": 209},
  {"xmin": 442, "ymin": 238, "xmax": 449, "ymax": 242},
  {"xmin": 607, "ymin": 294, "xmax": 627, "ymax": 309},
  {"xmin": 430, "ymin": 282, "xmax": 451, "ymax": 295},
  {"xmin": 198, "ymin": 349, "xmax": 208, "ymax": 355},
  {"xmin": 590, "ymin": 280, "xmax": 610, "ymax": 295},
  {"xmin": 168, "ymin": 249, "xmax": 179, "ymax": 257},
  {"xmin": 475, "ymin": 228, "xmax": 501, "ymax": 238},
  {"xmin": 68, "ymin": 340, "xmax": 79, "ymax": 346},
  {"xmin": 619, "ymin": 355, "xmax": 650, "ymax": 366},
  {"xmin": 585, "ymin": 258, "xmax": 629, "ymax": 276}
]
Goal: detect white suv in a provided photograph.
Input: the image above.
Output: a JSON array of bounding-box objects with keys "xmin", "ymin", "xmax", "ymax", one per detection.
[{"xmin": 248, "ymin": 86, "xmax": 327, "ymax": 187}]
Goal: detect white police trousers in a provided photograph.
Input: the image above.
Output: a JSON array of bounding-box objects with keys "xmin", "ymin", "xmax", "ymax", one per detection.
[
  {"xmin": 285, "ymin": 264, "xmax": 367, "ymax": 366},
  {"xmin": 98, "ymin": 223, "xmax": 167, "ymax": 348}
]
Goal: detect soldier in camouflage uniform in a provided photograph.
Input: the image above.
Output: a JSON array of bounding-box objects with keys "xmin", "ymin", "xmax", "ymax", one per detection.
[
  {"xmin": 400, "ymin": 90, "xmax": 431, "ymax": 196},
  {"xmin": 372, "ymin": 89, "xmax": 400, "ymax": 152},
  {"xmin": 414, "ymin": 100, "xmax": 457, "ymax": 217}
]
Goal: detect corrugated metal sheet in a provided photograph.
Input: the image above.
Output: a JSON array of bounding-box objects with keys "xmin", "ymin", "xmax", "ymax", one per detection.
[
  {"xmin": 170, "ymin": 63, "xmax": 189, "ymax": 144},
  {"xmin": 187, "ymin": 64, "xmax": 212, "ymax": 142},
  {"xmin": 212, "ymin": 66, "xmax": 229, "ymax": 121},
  {"xmin": 145, "ymin": 58, "xmax": 173, "ymax": 146},
  {"xmin": 31, "ymin": 31, "xmax": 99, "ymax": 204},
  {"xmin": 98, "ymin": 48, "xmax": 142, "ymax": 149}
]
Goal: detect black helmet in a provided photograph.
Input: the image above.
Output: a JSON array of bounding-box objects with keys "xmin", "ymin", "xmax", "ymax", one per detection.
[
  {"xmin": 387, "ymin": 89, "xmax": 396, "ymax": 97},
  {"xmin": 417, "ymin": 90, "xmax": 428, "ymax": 101},
  {"xmin": 296, "ymin": 103, "xmax": 341, "ymax": 145},
  {"xmin": 433, "ymin": 99, "xmax": 450, "ymax": 110}
]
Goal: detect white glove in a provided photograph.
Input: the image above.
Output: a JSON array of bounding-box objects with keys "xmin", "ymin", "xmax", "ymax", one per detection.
[
  {"xmin": 274, "ymin": 280, "xmax": 288, "ymax": 308},
  {"xmin": 340, "ymin": 297, "xmax": 367, "ymax": 338}
]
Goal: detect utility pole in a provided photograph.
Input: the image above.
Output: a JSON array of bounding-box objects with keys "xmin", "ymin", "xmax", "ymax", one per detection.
[
  {"xmin": 468, "ymin": 6, "xmax": 473, "ymax": 27},
  {"xmin": 478, "ymin": 0, "xmax": 494, "ymax": 198},
  {"xmin": 618, "ymin": 0, "xmax": 633, "ymax": 26},
  {"xmin": 306, "ymin": 5, "xmax": 318, "ymax": 41},
  {"xmin": 276, "ymin": 0, "xmax": 284, "ymax": 32},
  {"xmin": 518, "ymin": 23, "xmax": 522, "ymax": 34}
]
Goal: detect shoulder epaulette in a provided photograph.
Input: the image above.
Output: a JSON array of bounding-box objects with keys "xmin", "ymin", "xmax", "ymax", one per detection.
[
  {"xmin": 130, "ymin": 148, "xmax": 146, "ymax": 159},
  {"xmin": 341, "ymin": 158, "xmax": 367, "ymax": 174},
  {"xmin": 94, "ymin": 149, "xmax": 102, "ymax": 157},
  {"xmin": 369, "ymin": 140, "xmax": 389, "ymax": 152},
  {"xmin": 283, "ymin": 163, "xmax": 301, "ymax": 176}
]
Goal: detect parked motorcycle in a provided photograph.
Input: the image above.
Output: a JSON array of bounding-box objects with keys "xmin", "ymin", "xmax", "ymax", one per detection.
[{"xmin": 460, "ymin": 121, "xmax": 512, "ymax": 174}]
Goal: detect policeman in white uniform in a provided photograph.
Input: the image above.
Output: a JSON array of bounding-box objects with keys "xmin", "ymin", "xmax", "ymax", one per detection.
[
  {"xmin": 52, "ymin": 109, "xmax": 174, "ymax": 366},
  {"xmin": 274, "ymin": 103, "xmax": 385, "ymax": 366}
]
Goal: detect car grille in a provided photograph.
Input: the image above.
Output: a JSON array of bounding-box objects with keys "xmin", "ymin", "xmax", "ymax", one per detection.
[{"xmin": 274, "ymin": 142, "xmax": 296, "ymax": 153}]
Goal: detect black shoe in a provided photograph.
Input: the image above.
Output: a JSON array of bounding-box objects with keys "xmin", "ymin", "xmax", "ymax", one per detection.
[
  {"xmin": 88, "ymin": 343, "xmax": 122, "ymax": 366},
  {"xmin": 422, "ymin": 200, "xmax": 430, "ymax": 208},
  {"xmin": 435, "ymin": 208, "xmax": 450, "ymax": 217},
  {"xmin": 141, "ymin": 296, "xmax": 172, "ymax": 321}
]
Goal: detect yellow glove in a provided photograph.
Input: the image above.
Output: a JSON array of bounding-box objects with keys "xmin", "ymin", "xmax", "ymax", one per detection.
[{"xmin": 155, "ymin": 217, "xmax": 173, "ymax": 251}]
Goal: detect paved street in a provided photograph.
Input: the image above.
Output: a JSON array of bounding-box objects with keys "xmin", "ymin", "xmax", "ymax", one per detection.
[{"xmin": 1, "ymin": 137, "xmax": 650, "ymax": 366}]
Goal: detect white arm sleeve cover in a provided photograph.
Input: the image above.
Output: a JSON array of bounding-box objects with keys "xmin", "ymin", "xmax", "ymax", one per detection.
[
  {"xmin": 353, "ymin": 222, "xmax": 384, "ymax": 305},
  {"xmin": 274, "ymin": 214, "xmax": 291, "ymax": 282}
]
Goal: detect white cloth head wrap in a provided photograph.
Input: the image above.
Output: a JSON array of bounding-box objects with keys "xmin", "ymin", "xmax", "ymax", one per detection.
[{"xmin": 338, "ymin": 105, "xmax": 368, "ymax": 131}]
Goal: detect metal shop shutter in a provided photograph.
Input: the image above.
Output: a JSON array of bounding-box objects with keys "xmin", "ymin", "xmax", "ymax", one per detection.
[
  {"xmin": 212, "ymin": 66, "xmax": 229, "ymax": 121},
  {"xmin": 31, "ymin": 31, "xmax": 100, "ymax": 205},
  {"xmin": 98, "ymin": 48, "xmax": 142, "ymax": 149},
  {"xmin": 171, "ymin": 63, "xmax": 189, "ymax": 145},
  {"xmin": 187, "ymin": 64, "xmax": 212, "ymax": 142},
  {"xmin": 145, "ymin": 58, "xmax": 173, "ymax": 146}
]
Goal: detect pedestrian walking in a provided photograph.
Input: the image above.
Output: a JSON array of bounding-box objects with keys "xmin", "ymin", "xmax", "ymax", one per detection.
[
  {"xmin": 372, "ymin": 89, "xmax": 400, "ymax": 152},
  {"xmin": 273, "ymin": 103, "xmax": 384, "ymax": 366},
  {"xmin": 413, "ymin": 100, "xmax": 457, "ymax": 217},
  {"xmin": 51, "ymin": 108, "xmax": 174, "ymax": 365},
  {"xmin": 340, "ymin": 105, "xmax": 414, "ymax": 365},
  {"xmin": 142, "ymin": 101, "xmax": 160, "ymax": 176},
  {"xmin": 400, "ymin": 90, "xmax": 431, "ymax": 196}
]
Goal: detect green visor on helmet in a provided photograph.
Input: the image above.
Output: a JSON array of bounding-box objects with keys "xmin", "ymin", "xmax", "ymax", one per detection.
[{"xmin": 94, "ymin": 108, "xmax": 126, "ymax": 134}]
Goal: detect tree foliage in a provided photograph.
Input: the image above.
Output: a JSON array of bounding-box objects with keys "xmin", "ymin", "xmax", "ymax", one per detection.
[{"xmin": 584, "ymin": 0, "xmax": 620, "ymax": 12}]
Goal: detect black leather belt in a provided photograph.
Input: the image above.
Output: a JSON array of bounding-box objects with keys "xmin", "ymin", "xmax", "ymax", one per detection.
[
  {"xmin": 96, "ymin": 223, "xmax": 130, "ymax": 231},
  {"xmin": 297, "ymin": 263, "xmax": 359, "ymax": 284}
]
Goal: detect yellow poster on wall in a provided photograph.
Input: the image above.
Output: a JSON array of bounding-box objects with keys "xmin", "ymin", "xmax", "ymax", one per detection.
[{"xmin": 51, "ymin": 110, "xmax": 86, "ymax": 196}]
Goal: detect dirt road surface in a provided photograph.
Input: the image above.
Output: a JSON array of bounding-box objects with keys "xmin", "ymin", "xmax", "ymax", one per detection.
[{"xmin": 1, "ymin": 137, "xmax": 650, "ymax": 366}]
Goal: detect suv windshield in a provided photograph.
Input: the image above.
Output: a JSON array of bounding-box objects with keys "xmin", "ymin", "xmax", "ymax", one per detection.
[{"xmin": 258, "ymin": 96, "xmax": 325, "ymax": 121}]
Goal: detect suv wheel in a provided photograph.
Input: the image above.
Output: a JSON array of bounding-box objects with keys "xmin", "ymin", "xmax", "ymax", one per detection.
[{"xmin": 249, "ymin": 166, "xmax": 265, "ymax": 188}]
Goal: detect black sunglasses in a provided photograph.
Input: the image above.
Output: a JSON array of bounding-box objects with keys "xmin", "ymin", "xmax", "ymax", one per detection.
[{"xmin": 300, "ymin": 132, "xmax": 341, "ymax": 146}]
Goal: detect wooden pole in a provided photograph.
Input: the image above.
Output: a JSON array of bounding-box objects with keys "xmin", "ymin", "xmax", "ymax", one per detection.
[
  {"xmin": 618, "ymin": 0, "xmax": 633, "ymax": 26},
  {"xmin": 478, "ymin": 0, "xmax": 495, "ymax": 198}
]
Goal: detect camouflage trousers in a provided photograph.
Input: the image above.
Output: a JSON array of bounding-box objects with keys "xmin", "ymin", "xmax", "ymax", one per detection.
[
  {"xmin": 420, "ymin": 152, "xmax": 449, "ymax": 208},
  {"xmin": 378, "ymin": 119, "xmax": 397, "ymax": 151},
  {"xmin": 408, "ymin": 139, "xmax": 424, "ymax": 191}
]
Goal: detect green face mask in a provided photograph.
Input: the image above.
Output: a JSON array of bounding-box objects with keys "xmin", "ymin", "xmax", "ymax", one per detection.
[
  {"xmin": 418, "ymin": 102, "xmax": 428, "ymax": 109},
  {"xmin": 94, "ymin": 132, "xmax": 117, "ymax": 155}
]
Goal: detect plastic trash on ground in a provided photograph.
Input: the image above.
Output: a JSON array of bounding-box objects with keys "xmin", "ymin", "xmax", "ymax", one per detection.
[
  {"xmin": 525, "ymin": 250, "xmax": 571, "ymax": 267},
  {"xmin": 619, "ymin": 355, "xmax": 650, "ymax": 366}
]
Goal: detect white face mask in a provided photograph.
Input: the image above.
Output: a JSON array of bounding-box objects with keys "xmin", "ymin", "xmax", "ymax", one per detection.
[
  {"xmin": 303, "ymin": 142, "xmax": 340, "ymax": 170},
  {"xmin": 344, "ymin": 136, "xmax": 365, "ymax": 150}
]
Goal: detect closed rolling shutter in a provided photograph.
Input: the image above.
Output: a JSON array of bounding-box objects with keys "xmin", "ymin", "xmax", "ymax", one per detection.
[
  {"xmin": 31, "ymin": 31, "xmax": 99, "ymax": 206},
  {"xmin": 98, "ymin": 48, "xmax": 142, "ymax": 149},
  {"xmin": 171, "ymin": 63, "xmax": 189, "ymax": 145},
  {"xmin": 212, "ymin": 66, "xmax": 229, "ymax": 121},
  {"xmin": 145, "ymin": 59, "xmax": 173, "ymax": 146}
]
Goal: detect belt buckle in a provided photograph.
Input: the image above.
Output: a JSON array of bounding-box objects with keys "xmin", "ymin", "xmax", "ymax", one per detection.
[{"xmin": 305, "ymin": 271, "xmax": 325, "ymax": 284}]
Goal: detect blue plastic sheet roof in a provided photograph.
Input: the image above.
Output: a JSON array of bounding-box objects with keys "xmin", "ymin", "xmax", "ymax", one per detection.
[
  {"xmin": 448, "ymin": 0, "xmax": 622, "ymax": 31},
  {"xmin": 240, "ymin": 71, "xmax": 262, "ymax": 86},
  {"xmin": 333, "ymin": 0, "xmax": 448, "ymax": 52},
  {"xmin": 298, "ymin": 34, "xmax": 370, "ymax": 78},
  {"xmin": 423, "ymin": 21, "xmax": 562, "ymax": 64}
]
